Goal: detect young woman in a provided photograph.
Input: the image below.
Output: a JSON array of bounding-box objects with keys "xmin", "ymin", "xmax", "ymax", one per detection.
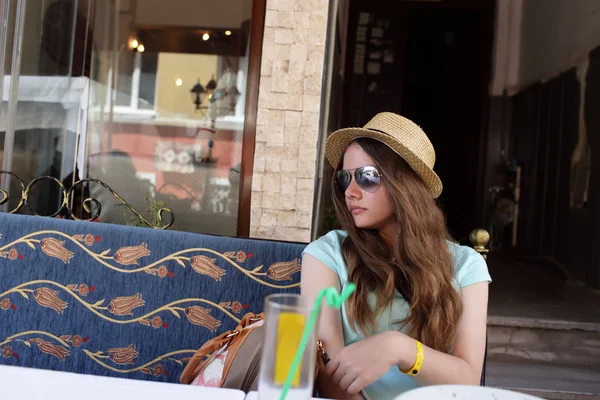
[{"xmin": 301, "ymin": 112, "xmax": 491, "ymax": 400}]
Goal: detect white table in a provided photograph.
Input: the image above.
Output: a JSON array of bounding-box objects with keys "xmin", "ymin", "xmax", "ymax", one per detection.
[
  {"xmin": 393, "ymin": 385, "xmax": 544, "ymax": 399},
  {"xmin": 248, "ymin": 385, "xmax": 543, "ymax": 400},
  {"xmin": 245, "ymin": 391, "xmax": 323, "ymax": 400},
  {"xmin": 0, "ymin": 365, "xmax": 246, "ymax": 400}
]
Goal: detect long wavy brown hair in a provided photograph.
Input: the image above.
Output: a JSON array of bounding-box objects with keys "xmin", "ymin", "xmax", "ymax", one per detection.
[{"xmin": 332, "ymin": 138, "xmax": 462, "ymax": 352}]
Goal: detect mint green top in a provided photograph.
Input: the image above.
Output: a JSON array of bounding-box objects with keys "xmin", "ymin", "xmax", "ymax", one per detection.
[{"xmin": 302, "ymin": 230, "xmax": 492, "ymax": 400}]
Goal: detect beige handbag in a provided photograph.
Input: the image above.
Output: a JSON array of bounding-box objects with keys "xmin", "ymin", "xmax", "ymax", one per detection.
[
  {"xmin": 180, "ymin": 312, "xmax": 370, "ymax": 399},
  {"xmin": 180, "ymin": 312, "xmax": 266, "ymax": 391}
]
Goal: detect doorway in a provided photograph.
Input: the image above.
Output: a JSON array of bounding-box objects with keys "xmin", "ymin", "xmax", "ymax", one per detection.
[{"xmin": 336, "ymin": 0, "xmax": 496, "ymax": 240}]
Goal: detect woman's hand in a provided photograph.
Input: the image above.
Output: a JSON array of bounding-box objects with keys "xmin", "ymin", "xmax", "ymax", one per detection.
[{"xmin": 323, "ymin": 331, "xmax": 408, "ymax": 395}]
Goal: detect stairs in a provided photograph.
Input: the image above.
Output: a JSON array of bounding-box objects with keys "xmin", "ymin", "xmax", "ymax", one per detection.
[
  {"xmin": 487, "ymin": 361, "xmax": 600, "ymax": 399},
  {"xmin": 485, "ymin": 316, "xmax": 600, "ymax": 399},
  {"xmin": 484, "ymin": 253, "xmax": 600, "ymax": 399}
]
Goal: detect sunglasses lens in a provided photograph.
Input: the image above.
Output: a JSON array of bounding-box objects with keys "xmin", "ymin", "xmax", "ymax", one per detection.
[
  {"xmin": 336, "ymin": 170, "xmax": 351, "ymax": 191},
  {"xmin": 356, "ymin": 167, "xmax": 381, "ymax": 192}
]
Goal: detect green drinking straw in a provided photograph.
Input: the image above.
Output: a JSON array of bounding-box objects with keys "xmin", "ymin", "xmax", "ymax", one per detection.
[{"xmin": 278, "ymin": 283, "xmax": 356, "ymax": 400}]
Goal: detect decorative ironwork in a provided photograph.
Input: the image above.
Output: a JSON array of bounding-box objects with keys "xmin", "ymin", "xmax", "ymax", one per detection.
[{"xmin": 0, "ymin": 171, "xmax": 174, "ymax": 229}]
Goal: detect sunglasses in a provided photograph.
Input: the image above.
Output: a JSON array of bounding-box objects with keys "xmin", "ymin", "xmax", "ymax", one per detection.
[{"xmin": 336, "ymin": 166, "xmax": 382, "ymax": 193}]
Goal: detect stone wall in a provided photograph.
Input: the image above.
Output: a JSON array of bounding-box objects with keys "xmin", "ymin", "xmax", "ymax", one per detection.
[{"xmin": 250, "ymin": 0, "xmax": 329, "ymax": 242}]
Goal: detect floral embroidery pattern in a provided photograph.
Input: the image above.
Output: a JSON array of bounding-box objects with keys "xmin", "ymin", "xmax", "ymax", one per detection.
[
  {"xmin": 108, "ymin": 294, "xmax": 145, "ymax": 316},
  {"xmin": 104, "ymin": 345, "xmax": 139, "ymax": 365},
  {"xmin": 28, "ymin": 338, "xmax": 70, "ymax": 360},
  {"xmin": 34, "ymin": 288, "xmax": 68, "ymax": 314},
  {"xmin": 184, "ymin": 306, "xmax": 221, "ymax": 332},
  {"xmin": 84, "ymin": 343, "xmax": 193, "ymax": 375},
  {"xmin": 144, "ymin": 265, "xmax": 174, "ymax": 278},
  {"xmin": 0, "ymin": 229, "xmax": 303, "ymax": 380},
  {"xmin": 139, "ymin": 315, "xmax": 169, "ymax": 329},
  {"xmin": 2, "ymin": 346, "xmax": 18, "ymax": 359},
  {"xmin": 65, "ymin": 283, "xmax": 95, "ymax": 297},
  {"xmin": 41, "ymin": 238, "xmax": 74, "ymax": 263},
  {"xmin": 60, "ymin": 335, "xmax": 89, "ymax": 347},
  {"xmin": 114, "ymin": 244, "xmax": 151, "ymax": 265},
  {"xmin": 190, "ymin": 256, "xmax": 226, "ymax": 281},
  {"xmin": 0, "ymin": 231, "xmax": 301, "ymax": 289},
  {"xmin": 223, "ymin": 250, "xmax": 254, "ymax": 263},
  {"xmin": 218, "ymin": 301, "xmax": 249, "ymax": 314},
  {"xmin": 0, "ymin": 247, "xmax": 24, "ymax": 261},
  {"xmin": 1, "ymin": 297, "xmax": 16, "ymax": 311},
  {"xmin": 141, "ymin": 363, "xmax": 170, "ymax": 377},
  {"xmin": 0, "ymin": 280, "xmax": 243, "ymax": 328},
  {"xmin": 72, "ymin": 234, "xmax": 101, "ymax": 247},
  {"xmin": 0, "ymin": 331, "xmax": 193, "ymax": 377},
  {"xmin": 266, "ymin": 259, "xmax": 302, "ymax": 281},
  {"xmin": 238, "ymin": 259, "xmax": 302, "ymax": 281}
]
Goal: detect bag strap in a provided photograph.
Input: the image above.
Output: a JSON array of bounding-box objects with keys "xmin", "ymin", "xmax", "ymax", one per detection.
[
  {"xmin": 316, "ymin": 339, "xmax": 371, "ymax": 400},
  {"xmin": 180, "ymin": 312, "xmax": 264, "ymax": 384}
]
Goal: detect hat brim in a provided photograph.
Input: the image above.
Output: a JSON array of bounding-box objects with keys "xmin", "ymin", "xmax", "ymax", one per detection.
[{"xmin": 325, "ymin": 127, "xmax": 443, "ymax": 198}]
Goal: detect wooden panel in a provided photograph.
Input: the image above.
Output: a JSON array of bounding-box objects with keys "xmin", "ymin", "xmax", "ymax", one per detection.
[
  {"xmin": 341, "ymin": 0, "xmax": 495, "ymax": 240},
  {"xmin": 236, "ymin": 0, "xmax": 266, "ymax": 237},
  {"xmin": 511, "ymin": 84, "xmax": 541, "ymax": 251},
  {"xmin": 510, "ymin": 51, "xmax": 600, "ymax": 288},
  {"xmin": 582, "ymin": 45, "xmax": 600, "ymax": 286},
  {"xmin": 541, "ymin": 77, "xmax": 564, "ymax": 256},
  {"xmin": 554, "ymin": 69, "xmax": 589, "ymax": 282},
  {"xmin": 531, "ymin": 83, "xmax": 551, "ymax": 254}
]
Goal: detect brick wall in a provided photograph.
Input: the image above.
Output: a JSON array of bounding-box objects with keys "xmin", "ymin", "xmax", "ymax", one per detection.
[{"xmin": 250, "ymin": 0, "xmax": 329, "ymax": 242}]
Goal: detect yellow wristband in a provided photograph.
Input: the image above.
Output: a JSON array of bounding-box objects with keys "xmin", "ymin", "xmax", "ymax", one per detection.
[{"xmin": 400, "ymin": 340, "xmax": 424, "ymax": 376}]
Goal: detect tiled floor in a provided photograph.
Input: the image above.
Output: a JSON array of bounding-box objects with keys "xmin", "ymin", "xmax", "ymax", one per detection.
[
  {"xmin": 484, "ymin": 251, "xmax": 600, "ymax": 398},
  {"xmin": 487, "ymin": 360, "xmax": 600, "ymax": 396},
  {"xmin": 486, "ymin": 251, "xmax": 600, "ymax": 328}
]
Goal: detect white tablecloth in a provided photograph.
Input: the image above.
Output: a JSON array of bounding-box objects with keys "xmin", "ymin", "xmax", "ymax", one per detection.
[{"xmin": 0, "ymin": 365, "xmax": 246, "ymax": 400}]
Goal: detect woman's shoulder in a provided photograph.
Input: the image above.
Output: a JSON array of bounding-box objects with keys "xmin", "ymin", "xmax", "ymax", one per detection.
[
  {"xmin": 302, "ymin": 230, "xmax": 349, "ymax": 279},
  {"xmin": 314, "ymin": 229, "xmax": 348, "ymax": 246},
  {"xmin": 303, "ymin": 229, "xmax": 347, "ymax": 256},
  {"xmin": 446, "ymin": 241, "xmax": 492, "ymax": 288}
]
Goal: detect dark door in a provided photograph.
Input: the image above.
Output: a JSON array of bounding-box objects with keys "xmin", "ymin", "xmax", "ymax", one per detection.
[{"xmin": 342, "ymin": 0, "xmax": 495, "ymax": 240}]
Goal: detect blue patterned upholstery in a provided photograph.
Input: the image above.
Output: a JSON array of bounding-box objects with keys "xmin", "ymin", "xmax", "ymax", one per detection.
[{"xmin": 0, "ymin": 213, "xmax": 304, "ymax": 382}]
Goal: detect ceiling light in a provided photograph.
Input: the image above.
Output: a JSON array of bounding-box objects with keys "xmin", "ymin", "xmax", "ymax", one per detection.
[
  {"xmin": 225, "ymin": 30, "xmax": 232, "ymax": 36},
  {"xmin": 202, "ymin": 33, "xmax": 210, "ymax": 41}
]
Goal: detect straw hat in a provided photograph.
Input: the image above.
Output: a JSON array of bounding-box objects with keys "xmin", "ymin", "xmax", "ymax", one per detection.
[{"xmin": 325, "ymin": 112, "xmax": 443, "ymax": 198}]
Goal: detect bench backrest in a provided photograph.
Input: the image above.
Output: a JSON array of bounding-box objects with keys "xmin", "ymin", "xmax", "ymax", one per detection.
[{"xmin": 0, "ymin": 213, "xmax": 304, "ymax": 382}]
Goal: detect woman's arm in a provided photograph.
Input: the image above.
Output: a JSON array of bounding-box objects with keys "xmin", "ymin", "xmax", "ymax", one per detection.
[
  {"xmin": 326, "ymin": 282, "xmax": 489, "ymax": 395},
  {"xmin": 392, "ymin": 281, "xmax": 489, "ymax": 386},
  {"xmin": 301, "ymin": 253, "xmax": 359, "ymax": 400}
]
